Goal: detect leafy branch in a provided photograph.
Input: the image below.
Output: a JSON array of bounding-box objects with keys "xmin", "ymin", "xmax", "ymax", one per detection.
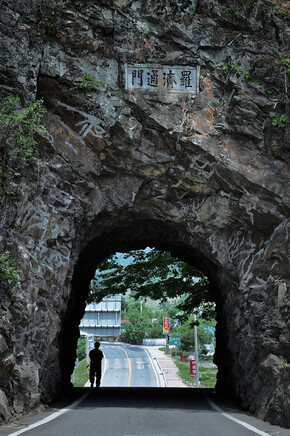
[
  {"xmin": 270, "ymin": 113, "xmax": 290, "ymax": 132},
  {"xmin": 0, "ymin": 250, "xmax": 22, "ymax": 288},
  {"xmin": 216, "ymin": 0, "xmax": 263, "ymax": 27},
  {"xmin": 280, "ymin": 57, "xmax": 290, "ymax": 75},
  {"xmin": 39, "ymin": 0, "xmax": 68, "ymax": 36},
  {"xmin": 217, "ymin": 60, "xmax": 290, "ymax": 133},
  {"xmin": 220, "ymin": 64, "xmax": 266, "ymax": 86},
  {"xmin": 0, "ymin": 95, "xmax": 46, "ymax": 197},
  {"xmin": 70, "ymin": 74, "xmax": 105, "ymax": 91},
  {"xmin": 89, "ymin": 249, "xmax": 215, "ymax": 320}
]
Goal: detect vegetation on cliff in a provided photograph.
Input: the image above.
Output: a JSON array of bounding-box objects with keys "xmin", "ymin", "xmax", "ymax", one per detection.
[
  {"xmin": 0, "ymin": 96, "xmax": 46, "ymax": 198},
  {"xmin": 0, "ymin": 250, "xmax": 21, "ymax": 287}
]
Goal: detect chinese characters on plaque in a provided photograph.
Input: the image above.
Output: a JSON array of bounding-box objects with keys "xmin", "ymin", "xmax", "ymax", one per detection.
[{"xmin": 125, "ymin": 65, "xmax": 198, "ymax": 93}]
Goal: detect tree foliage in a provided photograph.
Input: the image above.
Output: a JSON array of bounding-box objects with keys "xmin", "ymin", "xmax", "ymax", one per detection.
[
  {"xmin": 120, "ymin": 321, "xmax": 146, "ymax": 345},
  {"xmin": 77, "ymin": 337, "xmax": 86, "ymax": 361},
  {"xmin": 0, "ymin": 250, "xmax": 21, "ymax": 287},
  {"xmin": 0, "ymin": 95, "xmax": 46, "ymax": 196},
  {"xmin": 119, "ymin": 300, "xmax": 151, "ymax": 344},
  {"xmin": 89, "ymin": 248, "xmax": 215, "ymax": 320},
  {"xmin": 176, "ymin": 315, "xmax": 216, "ymax": 353},
  {"xmin": 119, "ymin": 298, "xmax": 215, "ymax": 351}
]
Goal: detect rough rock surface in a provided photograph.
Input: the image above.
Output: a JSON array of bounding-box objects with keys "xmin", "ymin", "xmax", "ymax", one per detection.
[{"xmin": 0, "ymin": 0, "xmax": 289, "ymax": 427}]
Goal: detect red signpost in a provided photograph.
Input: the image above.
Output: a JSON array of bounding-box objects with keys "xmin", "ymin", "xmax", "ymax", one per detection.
[
  {"xmin": 163, "ymin": 316, "xmax": 169, "ymax": 333},
  {"xmin": 190, "ymin": 359, "xmax": 196, "ymax": 377}
]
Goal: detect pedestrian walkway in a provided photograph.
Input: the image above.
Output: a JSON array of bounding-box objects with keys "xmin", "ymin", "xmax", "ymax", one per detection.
[{"xmin": 145, "ymin": 346, "xmax": 187, "ymax": 388}]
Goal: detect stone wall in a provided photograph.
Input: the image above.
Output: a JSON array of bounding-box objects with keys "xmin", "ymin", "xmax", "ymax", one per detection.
[{"xmin": 0, "ymin": 0, "xmax": 289, "ymax": 427}]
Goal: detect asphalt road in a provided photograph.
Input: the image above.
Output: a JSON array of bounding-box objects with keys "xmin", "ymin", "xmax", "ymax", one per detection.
[
  {"xmin": 100, "ymin": 343, "xmax": 159, "ymax": 387},
  {"xmin": 1, "ymin": 344, "xmax": 289, "ymax": 436},
  {"xmin": 2, "ymin": 388, "xmax": 289, "ymax": 436}
]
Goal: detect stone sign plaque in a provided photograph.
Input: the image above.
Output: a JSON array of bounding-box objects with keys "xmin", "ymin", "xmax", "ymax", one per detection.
[{"xmin": 125, "ymin": 64, "xmax": 199, "ymax": 93}]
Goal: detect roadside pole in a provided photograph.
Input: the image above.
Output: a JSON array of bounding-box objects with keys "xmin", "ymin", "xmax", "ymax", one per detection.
[
  {"xmin": 71, "ymin": 358, "xmax": 78, "ymax": 385},
  {"xmin": 171, "ymin": 336, "xmax": 180, "ymax": 358},
  {"xmin": 86, "ymin": 335, "xmax": 89, "ymax": 369},
  {"xmin": 163, "ymin": 316, "xmax": 170, "ymax": 347},
  {"xmin": 194, "ymin": 311, "xmax": 200, "ymax": 387},
  {"xmin": 86, "ymin": 335, "xmax": 94, "ymax": 373}
]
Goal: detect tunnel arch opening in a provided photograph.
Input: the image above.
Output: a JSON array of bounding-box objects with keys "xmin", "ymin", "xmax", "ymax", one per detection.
[
  {"xmin": 58, "ymin": 217, "xmax": 234, "ymax": 401},
  {"xmin": 77, "ymin": 245, "xmax": 218, "ymax": 388}
]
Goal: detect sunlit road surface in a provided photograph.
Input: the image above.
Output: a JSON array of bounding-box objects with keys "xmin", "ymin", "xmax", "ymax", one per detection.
[
  {"xmin": 1, "ymin": 344, "xmax": 289, "ymax": 436},
  {"xmin": 1, "ymin": 388, "xmax": 290, "ymax": 436},
  {"xmin": 100, "ymin": 343, "xmax": 159, "ymax": 387}
]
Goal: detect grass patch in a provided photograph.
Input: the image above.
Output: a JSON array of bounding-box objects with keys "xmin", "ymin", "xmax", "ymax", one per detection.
[
  {"xmin": 159, "ymin": 347, "xmax": 171, "ymax": 355},
  {"xmin": 73, "ymin": 359, "xmax": 89, "ymax": 387},
  {"xmin": 199, "ymin": 365, "xmax": 217, "ymax": 388},
  {"xmin": 172, "ymin": 357, "xmax": 217, "ymax": 388},
  {"xmin": 173, "ymin": 357, "xmax": 194, "ymax": 383}
]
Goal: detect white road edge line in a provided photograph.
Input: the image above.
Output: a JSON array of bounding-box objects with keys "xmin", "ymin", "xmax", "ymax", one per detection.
[
  {"xmin": 204, "ymin": 392, "xmax": 271, "ymax": 436},
  {"xmin": 101, "ymin": 348, "xmax": 107, "ymax": 384},
  {"xmin": 7, "ymin": 391, "xmax": 90, "ymax": 436},
  {"xmin": 143, "ymin": 347, "xmax": 161, "ymax": 387}
]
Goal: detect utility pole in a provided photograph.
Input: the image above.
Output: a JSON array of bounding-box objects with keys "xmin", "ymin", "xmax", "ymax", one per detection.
[
  {"xmin": 86, "ymin": 335, "xmax": 89, "ymax": 366},
  {"xmin": 194, "ymin": 310, "xmax": 200, "ymax": 387},
  {"xmin": 85, "ymin": 334, "xmax": 94, "ymax": 372}
]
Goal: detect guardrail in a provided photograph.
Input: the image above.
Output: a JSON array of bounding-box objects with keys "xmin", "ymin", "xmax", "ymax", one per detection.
[{"xmin": 154, "ymin": 357, "xmax": 168, "ymax": 387}]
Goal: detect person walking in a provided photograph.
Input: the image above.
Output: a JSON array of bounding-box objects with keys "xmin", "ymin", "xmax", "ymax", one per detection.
[{"xmin": 89, "ymin": 341, "xmax": 104, "ymax": 388}]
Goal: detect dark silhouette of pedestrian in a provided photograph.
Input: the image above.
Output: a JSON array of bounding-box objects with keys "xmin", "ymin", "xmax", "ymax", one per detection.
[{"xmin": 89, "ymin": 341, "xmax": 104, "ymax": 388}]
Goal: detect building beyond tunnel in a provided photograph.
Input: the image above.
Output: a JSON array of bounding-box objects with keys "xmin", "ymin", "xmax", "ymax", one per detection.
[{"xmin": 79, "ymin": 295, "xmax": 122, "ymax": 337}]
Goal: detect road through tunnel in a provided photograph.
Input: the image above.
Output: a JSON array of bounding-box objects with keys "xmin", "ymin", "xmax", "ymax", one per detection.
[{"xmin": 60, "ymin": 220, "xmax": 224, "ymax": 391}]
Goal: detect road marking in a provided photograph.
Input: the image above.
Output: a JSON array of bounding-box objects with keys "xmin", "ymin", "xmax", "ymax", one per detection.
[
  {"xmin": 204, "ymin": 393, "xmax": 271, "ymax": 436},
  {"xmin": 6, "ymin": 391, "xmax": 90, "ymax": 436},
  {"xmin": 101, "ymin": 347, "xmax": 107, "ymax": 384},
  {"xmin": 143, "ymin": 348, "xmax": 160, "ymax": 387},
  {"xmin": 120, "ymin": 347, "xmax": 132, "ymax": 387}
]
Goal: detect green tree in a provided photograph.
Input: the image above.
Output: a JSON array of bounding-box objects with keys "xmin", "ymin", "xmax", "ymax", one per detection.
[
  {"xmin": 119, "ymin": 297, "xmax": 215, "ymax": 348},
  {"xmin": 89, "ymin": 249, "xmax": 215, "ymax": 320},
  {"xmin": 119, "ymin": 321, "xmax": 146, "ymax": 345},
  {"xmin": 121, "ymin": 295, "xmax": 129, "ymax": 312},
  {"xmin": 77, "ymin": 336, "xmax": 86, "ymax": 361},
  {"xmin": 119, "ymin": 299, "xmax": 160, "ymax": 343},
  {"xmin": 146, "ymin": 322, "xmax": 163, "ymax": 338},
  {"xmin": 175, "ymin": 315, "xmax": 215, "ymax": 354}
]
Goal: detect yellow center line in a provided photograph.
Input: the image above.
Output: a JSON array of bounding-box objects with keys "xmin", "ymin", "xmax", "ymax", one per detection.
[{"xmin": 121, "ymin": 347, "xmax": 132, "ymax": 387}]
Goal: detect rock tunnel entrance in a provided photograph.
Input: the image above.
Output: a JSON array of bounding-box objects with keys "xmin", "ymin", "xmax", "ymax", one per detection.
[
  {"xmin": 62, "ymin": 224, "xmax": 221, "ymax": 392},
  {"xmin": 58, "ymin": 218, "xmax": 236, "ymax": 405},
  {"xmin": 0, "ymin": 0, "xmax": 289, "ymax": 427},
  {"xmin": 46, "ymin": 203, "xmax": 287, "ymax": 429}
]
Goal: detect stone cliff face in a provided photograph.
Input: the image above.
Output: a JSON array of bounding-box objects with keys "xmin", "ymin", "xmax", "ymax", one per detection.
[{"xmin": 0, "ymin": 0, "xmax": 289, "ymax": 427}]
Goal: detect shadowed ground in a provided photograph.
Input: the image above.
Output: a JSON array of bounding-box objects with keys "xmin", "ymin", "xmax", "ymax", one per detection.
[{"xmin": 1, "ymin": 388, "xmax": 289, "ymax": 436}]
